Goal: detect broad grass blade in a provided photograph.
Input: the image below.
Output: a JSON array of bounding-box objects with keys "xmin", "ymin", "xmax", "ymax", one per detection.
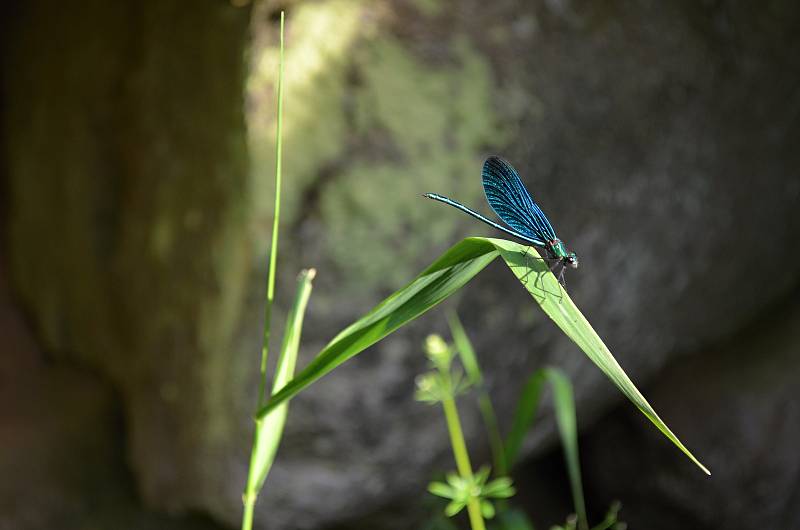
[
  {"xmin": 259, "ymin": 238, "xmax": 500, "ymax": 417},
  {"xmin": 491, "ymin": 238, "xmax": 709, "ymax": 475},
  {"xmin": 259, "ymin": 237, "xmax": 709, "ymax": 475}
]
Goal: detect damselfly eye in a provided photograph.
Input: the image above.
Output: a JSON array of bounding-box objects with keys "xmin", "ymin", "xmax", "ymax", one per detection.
[{"xmin": 567, "ymin": 254, "xmax": 579, "ymax": 269}]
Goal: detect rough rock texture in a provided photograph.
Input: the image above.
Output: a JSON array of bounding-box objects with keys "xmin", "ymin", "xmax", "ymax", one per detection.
[
  {"xmin": 3, "ymin": 0, "xmax": 253, "ymax": 525},
  {"xmin": 0, "ymin": 253, "xmax": 224, "ymax": 530},
  {"xmin": 2, "ymin": 0, "xmax": 800, "ymax": 529},
  {"xmin": 248, "ymin": 1, "xmax": 800, "ymax": 527},
  {"xmin": 578, "ymin": 292, "xmax": 800, "ymax": 530}
]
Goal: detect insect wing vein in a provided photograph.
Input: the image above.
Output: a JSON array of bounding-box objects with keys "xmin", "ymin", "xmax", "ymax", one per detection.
[{"xmin": 482, "ymin": 156, "xmax": 557, "ymax": 243}]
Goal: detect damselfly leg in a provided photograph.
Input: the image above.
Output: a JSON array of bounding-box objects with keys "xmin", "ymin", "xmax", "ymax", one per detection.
[
  {"xmin": 519, "ymin": 246, "xmax": 549, "ymax": 285},
  {"xmin": 547, "ymin": 257, "xmax": 568, "ymax": 288}
]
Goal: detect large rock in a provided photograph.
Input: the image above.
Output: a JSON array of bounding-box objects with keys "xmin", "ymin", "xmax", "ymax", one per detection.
[
  {"xmin": 3, "ymin": 0, "xmax": 800, "ymax": 529},
  {"xmin": 578, "ymin": 294, "xmax": 800, "ymax": 530},
  {"xmin": 3, "ymin": 0, "xmax": 253, "ymax": 525},
  {"xmin": 248, "ymin": 0, "xmax": 800, "ymax": 527},
  {"xmin": 0, "ymin": 255, "xmax": 223, "ymax": 530}
]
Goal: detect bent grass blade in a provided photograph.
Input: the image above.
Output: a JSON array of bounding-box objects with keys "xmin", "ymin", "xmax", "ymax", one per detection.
[
  {"xmin": 242, "ymin": 269, "xmax": 315, "ymax": 530},
  {"xmin": 259, "ymin": 237, "xmax": 710, "ymax": 475},
  {"xmin": 490, "ymin": 238, "xmax": 710, "ymax": 475}
]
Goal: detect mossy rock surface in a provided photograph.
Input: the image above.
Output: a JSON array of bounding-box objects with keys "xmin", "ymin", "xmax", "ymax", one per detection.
[{"xmin": 3, "ymin": 0, "xmax": 800, "ymax": 529}]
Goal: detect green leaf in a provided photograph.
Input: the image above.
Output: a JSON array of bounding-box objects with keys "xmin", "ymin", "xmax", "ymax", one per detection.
[
  {"xmin": 445, "ymin": 500, "xmax": 466, "ymax": 517},
  {"xmin": 258, "ymin": 238, "xmax": 709, "ymax": 475},
  {"xmin": 446, "ymin": 472, "xmax": 465, "ymax": 488},
  {"xmin": 504, "ymin": 369, "xmax": 546, "ymax": 470},
  {"xmin": 448, "ymin": 311, "xmax": 482, "ymax": 385},
  {"xmin": 482, "ymin": 477, "xmax": 515, "ymax": 498},
  {"xmin": 503, "ymin": 367, "xmax": 587, "ymax": 528},
  {"xmin": 492, "ymin": 239, "xmax": 710, "ymax": 475},
  {"xmin": 548, "ymin": 369, "xmax": 587, "ymax": 530},
  {"xmin": 259, "ymin": 238, "xmax": 499, "ymax": 416},
  {"xmin": 428, "ymin": 481, "xmax": 457, "ymax": 499},
  {"xmin": 590, "ymin": 501, "xmax": 624, "ymax": 530},
  {"xmin": 249, "ymin": 269, "xmax": 316, "ymax": 491},
  {"xmin": 474, "ymin": 465, "xmax": 492, "ymax": 485},
  {"xmin": 481, "ymin": 499, "xmax": 496, "ymax": 519}
]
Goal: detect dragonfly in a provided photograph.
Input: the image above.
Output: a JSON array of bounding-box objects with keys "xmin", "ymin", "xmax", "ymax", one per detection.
[{"xmin": 424, "ymin": 156, "xmax": 578, "ymax": 284}]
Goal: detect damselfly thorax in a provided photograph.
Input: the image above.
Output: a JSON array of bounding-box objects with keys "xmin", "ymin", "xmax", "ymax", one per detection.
[{"xmin": 546, "ymin": 239, "xmax": 579, "ymax": 269}]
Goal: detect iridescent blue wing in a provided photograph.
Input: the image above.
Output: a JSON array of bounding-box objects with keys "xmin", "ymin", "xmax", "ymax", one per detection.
[
  {"xmin": 482, "ymin": 156, "xmax": 557, "ymax": 243},
  {"xmin": 424, "ymin": 193, "xmax": 546, "ymax": 246}
]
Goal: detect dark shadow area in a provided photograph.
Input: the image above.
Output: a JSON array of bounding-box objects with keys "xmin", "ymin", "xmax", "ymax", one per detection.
[{"xmin": 575, "ymin": 286, "xmax": 800, "ymax": 530}]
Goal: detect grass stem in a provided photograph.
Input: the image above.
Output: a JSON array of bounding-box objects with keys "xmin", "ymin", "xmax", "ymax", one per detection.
[
  {"xmin": 258, "ymin": 10, "xmax": 285, "ymax": 409},
  {"xmin": 442, "ymin": 396, "xmax": 486, "ymax": 530},
  {"xmin": 242, "ymin": 13, "xmax": 287, "ymax": 530},
  {"xmin": 242, "ymin": 268, "xmax": 315, "ymax": 530}
]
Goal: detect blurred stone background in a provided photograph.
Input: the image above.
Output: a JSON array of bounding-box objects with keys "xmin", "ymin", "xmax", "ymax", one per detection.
[{"xmin": 2, "ymin": 1, "xmax": 799, "ymax": 529}]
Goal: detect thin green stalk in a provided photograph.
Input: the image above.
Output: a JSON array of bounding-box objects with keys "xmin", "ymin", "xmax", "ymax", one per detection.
[
  {"xmin": 447, "ymin": 312, "xmax": 506, "ymax": 475},
  {"xmin": 242, "ymin": 13, "xmax": 288, "ymax": 530},
  {"xmin": 477, "ymin": 394, "xmax": 506, "ymax": 475},
  {"xmin": 441, "ymin": 396, "xmax": 486, "ymax": 530},
  {"xmin": 241, "ymin": 488, "xmax": 256, "ymax": 530},
  {"xmin": 258, "ymin": 10, "xmax": 285, "ymax": 408},
  {"xmin": 548, "ymin": 369, "xmax": 588, "ymax": 530},
  {"xmin": 504, "ymin": 368, "xmax": 588, "ymax": 530}
]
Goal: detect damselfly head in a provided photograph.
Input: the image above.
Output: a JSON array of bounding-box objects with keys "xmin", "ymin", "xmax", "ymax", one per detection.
[{"xmin": 566, "ymin": 252, "xmax": 579, "ymax": 269}]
